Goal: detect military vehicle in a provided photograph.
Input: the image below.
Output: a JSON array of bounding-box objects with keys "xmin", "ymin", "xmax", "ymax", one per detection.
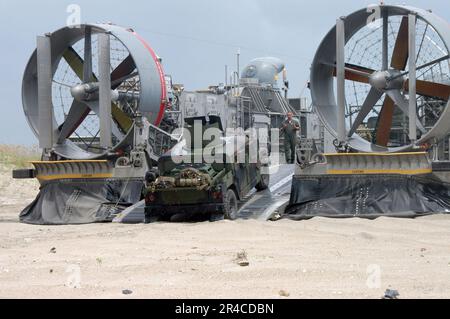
[{"xmin": 144, "ymin": 116, "xmax": 270, "ymax": 222}]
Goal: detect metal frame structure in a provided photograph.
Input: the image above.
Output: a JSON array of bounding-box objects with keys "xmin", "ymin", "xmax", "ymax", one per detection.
[{"xmin": 310, "ymin": 5, "xmax": 450, "ymax": 153}]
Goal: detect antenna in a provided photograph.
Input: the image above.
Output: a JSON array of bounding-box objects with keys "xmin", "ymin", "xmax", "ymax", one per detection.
[{"xmin": 225, "ymin": 65, "xmax": 228, "ymax": 88}]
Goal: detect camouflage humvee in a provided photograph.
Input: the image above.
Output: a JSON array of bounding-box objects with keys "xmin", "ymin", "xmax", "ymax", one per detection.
[{"xmin": 144, "ymin": 116, "xmax": 270, "ymax": 222}]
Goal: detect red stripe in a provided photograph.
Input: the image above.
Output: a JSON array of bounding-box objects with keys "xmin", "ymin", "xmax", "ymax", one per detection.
[{"xmin": 133, "ymin": 32, "xmax": 167, "ymax": 126}]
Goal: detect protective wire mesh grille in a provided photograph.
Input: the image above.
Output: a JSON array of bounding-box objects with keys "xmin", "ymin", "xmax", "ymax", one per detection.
[
  {"xmin": 339, "ymin": 15, "xmax": 449, "ymax": 147},
  {"xmin": 52, "ymin": 33, "xmax": 140, "ymax": 153}
]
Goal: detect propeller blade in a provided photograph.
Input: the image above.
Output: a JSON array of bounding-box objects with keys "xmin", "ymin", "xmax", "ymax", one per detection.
[
  {"xmin": 404, "ymin": 79, "xmax": 450, "ymax": 101},
  {"xmin": 98, "ymin": 33, "xmax": 112, "ymax": 148},
  {"xmin": 83, "ymin": 26, "xmax": 93, "ymax": 83},
  {"xmin": 348, "ymin": 87, "xmax": 383, "ymax": 137},
  {"xmin": 63, "ymin": 46, "xmax": 88, "ymax": 81},
  {"xmin": 37, "ymin": 35, "xmax": 54, "ymax": 149},
  {"xmin": 391, "ymin": 16, "xmax": 409, "ymax": 71},
  {"xmin": 332, "ymin": 63, "xmax": 374, "ymax": 84},
  {"xmin": 375, "ymin": 96, "xmax": 396, "ymax": 147},
  {"xmin": 57, "ymin": 100, "xmax": 91, "ymax": 144},
  {"xmin": 61, "ymin": 43, "xmax": 133, "ymax": 142},
  {"xmin": 111, "ymin": 104, "xmax": 133, "ymax": 132},
  {"xmin": 58, "ymin": 99, "xmax": 132, "ymax": 143},
  {"xmin": 111, "ymin": 54, "xmax": 136, "ymax": 90},
  {"xmin": 375, "ymin": 89, "xmax": 426, "ymax": 147},
  {"xmin": 84, "ymin": 101, "xmax": 125, "ymax": 140},
  {"xmin": 386, "ymin": 90, "xmax": 426, "ymax": 134}
]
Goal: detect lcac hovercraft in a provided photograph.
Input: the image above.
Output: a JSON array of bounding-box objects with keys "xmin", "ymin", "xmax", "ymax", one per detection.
[
  {"xmin": 14, "ymin": 24, "xmax": 180, "ymax": 224},
  {"xmin": 286, "ymin": 4, "xmax": 450, "ymax": 220}
]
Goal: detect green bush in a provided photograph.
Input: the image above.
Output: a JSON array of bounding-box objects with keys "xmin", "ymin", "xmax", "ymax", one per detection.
[{"xmin": 0, "ymin": 145, "xmax": 40, "ymax": 168}]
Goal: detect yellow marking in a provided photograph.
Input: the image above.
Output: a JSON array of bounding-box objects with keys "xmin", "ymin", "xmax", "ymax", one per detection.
[
  {"xmin": 36, "ymin": 173, "xmax": 113, "ymax": 181},
  {"xmin": 327, "ymin": 168, "xmax": 432, "ymax": 175},
  {"xmin": 63, "ymin": 48, "xmax": 86, "ymax": 80},
  {"xmin": 112, "ymin": 104, "xmax": 133, "ymax": 132},
  {"xmin": 31, "ymin": 160, "xmax": 109, "ymax": 164},
  {"xmin": 323, "ymin": 152, "xmax": 428, "ymax": 157}
]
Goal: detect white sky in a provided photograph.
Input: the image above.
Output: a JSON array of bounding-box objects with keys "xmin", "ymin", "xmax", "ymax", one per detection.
[{"xmin": 0, "ymin": 0, "xmax": 448, "ymax": 145}]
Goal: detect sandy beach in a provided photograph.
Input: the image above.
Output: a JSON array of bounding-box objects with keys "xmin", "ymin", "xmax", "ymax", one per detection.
[{"xmin": 1, "ymin": 164, "xmax": 449, "ymax": 299}]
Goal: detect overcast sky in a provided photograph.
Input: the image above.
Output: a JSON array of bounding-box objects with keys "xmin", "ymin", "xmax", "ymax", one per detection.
[{"xmin": 0, "ymin": 0, "xmax": 448, "ymax": 145}]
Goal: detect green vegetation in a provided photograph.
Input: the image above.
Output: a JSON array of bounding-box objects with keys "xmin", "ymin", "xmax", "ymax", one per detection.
[{"xmin": 0, "ymin": 145, "xmax": 40, "ymax": 168}]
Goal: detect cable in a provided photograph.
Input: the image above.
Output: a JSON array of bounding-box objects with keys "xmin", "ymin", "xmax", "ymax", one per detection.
[{"xmin": 134, "ymin": 26, "xmax": 309, "ymax": 64}]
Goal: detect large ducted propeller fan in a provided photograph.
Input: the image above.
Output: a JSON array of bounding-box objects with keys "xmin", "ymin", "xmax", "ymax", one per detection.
[
  {"xmin": 23, "ymin": 24, "xmax": 166, "ymax": 160},
  {"xmin": 311, "ymin": 5, "xmax": 450, "ymax": 153}
]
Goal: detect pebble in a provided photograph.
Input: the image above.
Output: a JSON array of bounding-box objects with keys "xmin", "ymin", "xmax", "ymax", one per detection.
[
  {"xmin": 383, "ymin": 289, "xmax": 400, "ymax": 299},
  {"xmin": 122, "ymin": 289, "xmax": 133, "ymax": 295},
  {"xmin": 236, "ymin": 251, "xmax": 249, "ymax": 267}
]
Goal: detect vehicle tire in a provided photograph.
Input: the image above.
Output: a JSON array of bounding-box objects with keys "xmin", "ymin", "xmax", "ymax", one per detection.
[
  {"xmin": 145, "ymin": 169, "xmax": 159, "ymax": 185},
  {"xmin": 224, "ymin": 189, "xmax": 239, "ymax": 220},
  {"xmin": 209, "ymin": 212, "xmax": 225, "ymax": 222},
  {"xmin": 144, "ymin": 208, "xmax": 160, "ymax": 224},
  {"xmin": 255, "ymin": 174, "xmax": 270, "ymax": 192}
]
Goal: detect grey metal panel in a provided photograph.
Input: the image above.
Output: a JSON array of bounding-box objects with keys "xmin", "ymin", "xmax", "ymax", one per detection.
[
  {"xmin": 335, "ymin": 18, "xmax": 346, "ymax": 143},
  {"xmin": 37, "ymin": 35, "xmax": 53, "ymax": 149},
  {"xmin": 382, "ymin": 12, "xmax": 389, "ymax": 70},
  {"xmin": 98, "ymin": 33, "xmax": 112, "ymax": 149},
  {"xmin": 83, "ymin": 26, "xmax": 92, "ymax": 83},
  {"xmin": 180, "ymin": 92, "xmax": 227, "ymax": 129},
  {"xmin": 24, "ymin": 27, "xmax": 88, "ymax": 141},
  {"xmin": 181, "ymin": 92, "xmax": 202, "ymax": 118},
  {"xmin": 310, "ymin": 5, "xmax": 450, "ymax": 153},
  {"xmin": 408, "ymin": 14, "xmax": 417, "ymax": 142}
]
